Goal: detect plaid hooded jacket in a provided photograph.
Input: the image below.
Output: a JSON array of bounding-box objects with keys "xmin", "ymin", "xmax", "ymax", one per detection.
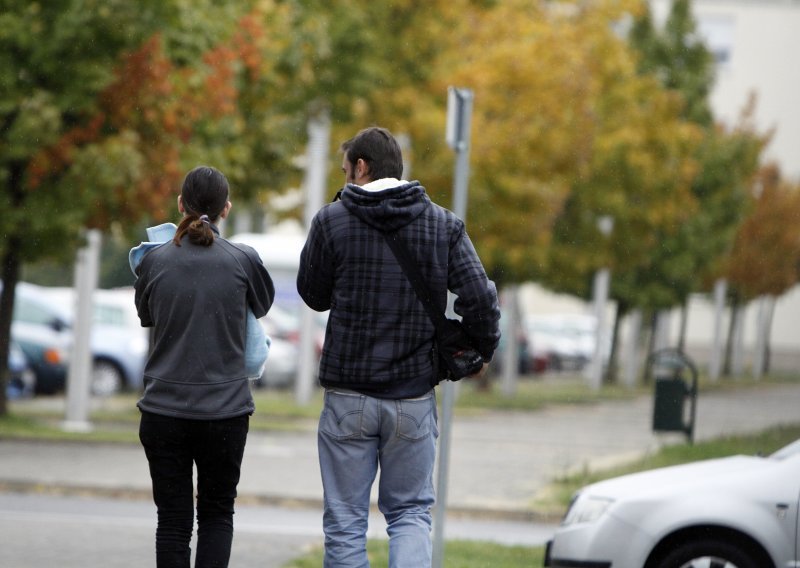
[{"xmin": 297, "ymin": 180, "xmax": 500, "ymax": 399}]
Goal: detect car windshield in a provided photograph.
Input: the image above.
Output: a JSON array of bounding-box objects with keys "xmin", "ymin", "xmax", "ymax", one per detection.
[{"xmin": 770, "ymin": 439, "xmax": 800, "ymax": 460}]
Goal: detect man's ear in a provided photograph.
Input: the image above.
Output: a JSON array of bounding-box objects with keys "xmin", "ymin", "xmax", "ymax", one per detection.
[
  {"xmin": 353, "ymin": 158, "xmax": 372, "ymax": 185},
  {"xmin": 356, "ymin": 158, "xmax": 370, "ymax": 182}
]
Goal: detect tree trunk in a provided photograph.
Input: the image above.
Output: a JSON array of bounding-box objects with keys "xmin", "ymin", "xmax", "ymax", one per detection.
[
  {"xmin": 621, "ymin": 308, "xmax": 643, "ymax": 388},
  {"xmin": 642, "ymin": 310, "xmax": 657, "ymax": 384},
  {"xmin": 0, "ymin": 162, "xmax": 27, "ymax": 416},
  {"xmin": 723, "ymin": 295, "xmax": 740, "ymax": 377},
  {"xmin": 763, "ymin": 296, "xmax": 775, "ymax": 375},
  {"xmin": 677, "ymin": 301, "xmax": 689, "ymax": 352},
  {"xmin": 0, "ymin": 235, "xmax": 22, "ymax": 416},
  {"xmin": 603, "ymin": 301, "xmax": 623, "ymax": 384}
]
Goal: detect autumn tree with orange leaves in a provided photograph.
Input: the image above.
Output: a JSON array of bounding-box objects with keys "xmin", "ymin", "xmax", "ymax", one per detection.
[
  {"xmin": 0, "ymin": 1, "xmax": 276, "ymax": 414},
  {"xmin": 722, "ymin": 164, "xmax": 800, "ymax": 373},
  {"xmin": 726, "ymin": 165, "xmax": 800, "ymax": 300}
]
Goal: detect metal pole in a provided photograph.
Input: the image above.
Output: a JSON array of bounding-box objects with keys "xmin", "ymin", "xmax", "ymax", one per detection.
[
  {"xmin": 621, "ymin": 309, "xmax": 642, "ymax": 388},
  {"xmin": 753, "ymin": 295, "xmax": 772, "ymax": 380},
  {"xmin": 588, "ymin": 267, "xmax": 610, "ymax": 390},
  {"xmin": 500, "ymin": 285, "xmax": 519, "ymax": 397},
  {"xmin": 63, "ymin": 229, "xmax": 101, "ymax": 432},
  {"xmin": 433, "ymin": 87, "xmax": 473, "ymax": 568},
  {"xmin": 708, "ymin": 278, "xmax": 727, "ymax": 382},
  {"xmin": 587, "ymin": 216, "xmax": 613, "ymax": 391},
  {"xmin": 296, "ymin": 109, "xmax": 330, "ymax": 405}
]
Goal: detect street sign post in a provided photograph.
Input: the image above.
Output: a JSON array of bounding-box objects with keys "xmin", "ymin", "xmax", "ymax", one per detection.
[{"xmin": 432, "ymin": 87, "xmax": 473, "ymax": 568}]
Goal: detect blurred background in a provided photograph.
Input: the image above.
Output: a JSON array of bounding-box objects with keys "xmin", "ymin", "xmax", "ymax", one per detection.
[{"xmin": 1, "ymin": 0, "xmax": 799, "ymax": 410}]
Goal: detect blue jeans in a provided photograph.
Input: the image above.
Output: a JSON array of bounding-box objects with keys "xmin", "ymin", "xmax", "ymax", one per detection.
[{"xmin": 318, "ymin": 388, "xmax": 439, "ymax": 568}]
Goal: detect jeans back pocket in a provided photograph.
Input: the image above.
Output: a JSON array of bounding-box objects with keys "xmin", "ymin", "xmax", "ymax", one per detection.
[
  {"xmin": 396, "ymin": 395, "xmax": 437, "ymax": 441},
  {"xmin": 319, "ymin": 390, "xmax": 366, "ymax": 440}
]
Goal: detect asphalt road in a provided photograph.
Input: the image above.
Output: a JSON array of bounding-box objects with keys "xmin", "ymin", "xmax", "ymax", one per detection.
[{"xmin": 0, "ymin": 492, "xmax": 556, "ymax": 568}]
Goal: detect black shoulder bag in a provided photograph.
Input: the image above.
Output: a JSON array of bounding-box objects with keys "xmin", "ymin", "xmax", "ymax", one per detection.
[{"xmin": 382, "ymin": 231, "xmax": 484, "ymax": 383}]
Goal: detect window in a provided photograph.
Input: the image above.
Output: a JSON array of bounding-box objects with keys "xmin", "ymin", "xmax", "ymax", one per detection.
[{"xmin": 697, "ymin": 14, "xmax": 735, "ymax": 70}]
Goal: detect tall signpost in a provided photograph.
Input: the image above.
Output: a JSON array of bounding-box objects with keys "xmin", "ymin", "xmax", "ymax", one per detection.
[{"xmin": 432, "ymin": 87, "xmax": 473, "ymax": 568}]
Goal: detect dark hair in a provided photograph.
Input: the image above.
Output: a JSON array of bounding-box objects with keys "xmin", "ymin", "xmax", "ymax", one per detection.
[
  {"xmin": 173, "ymin": 166, "xmax": 230, "ymax": 247},
  {"xmin": 340, "ymin": 126, "xmax": 403, "ymax": 181}
]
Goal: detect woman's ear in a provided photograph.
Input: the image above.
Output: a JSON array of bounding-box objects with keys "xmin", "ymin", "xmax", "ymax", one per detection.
[
  {"xmin": 220, "ymin": 200, "xmax": 232, "ymax": 219},
  {"xmin": 177, "ymin": 195, "xmax": 185, "ymax": 214}
]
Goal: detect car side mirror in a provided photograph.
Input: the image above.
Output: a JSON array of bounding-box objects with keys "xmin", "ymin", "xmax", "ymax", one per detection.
[{"xmin": 50, "ymin": 318, "xmax": 68, "ymax": 333}]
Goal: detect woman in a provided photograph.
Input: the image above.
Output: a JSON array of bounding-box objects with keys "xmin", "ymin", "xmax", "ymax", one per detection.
[{"xmin": 134, "ymin": 165, "xmax": 274, "ymax": 567}]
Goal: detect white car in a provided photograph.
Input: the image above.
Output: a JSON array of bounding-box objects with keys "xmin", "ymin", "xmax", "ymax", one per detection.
[
  {"xmin": 544, "ymin": 439, "xmax": 800, "ymax": 568},
  {"xmin": 36, "ymin": 285, "xmax": 149, "ymax": 396},
  {"xmin": 526, "ymin": 314, "xmax": 597, "ymax": 371}
]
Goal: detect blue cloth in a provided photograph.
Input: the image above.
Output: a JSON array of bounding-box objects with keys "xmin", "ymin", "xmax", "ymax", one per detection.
[
  {"xmin": 317, "ymin": 388, "xmax": 438, "ymax": 567},
  {"xmin": 130, "ymin": 223, "xmax": 270, "ymax": 380}
]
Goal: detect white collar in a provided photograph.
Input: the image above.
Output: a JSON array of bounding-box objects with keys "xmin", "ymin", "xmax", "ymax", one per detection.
[{"xmin": 360, "ymin": 178, "xmax": 408, "ymax": 192}]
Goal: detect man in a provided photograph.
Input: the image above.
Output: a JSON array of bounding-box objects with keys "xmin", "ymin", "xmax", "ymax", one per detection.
[{"xmin": 297, "ymin": 126, "xmax": 501, "ymax": 567}]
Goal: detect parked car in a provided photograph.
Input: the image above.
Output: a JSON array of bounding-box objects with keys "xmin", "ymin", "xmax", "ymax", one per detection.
[
  {"xmin": 6, "ymin": 282, "xmax": 147, "ymax": 396},
  {"xmin": 6, "ymin": 340, "xmax": 37, "ymax": 399},
  {"xmin": 491, "ymin": 329, "xmax": 545, "ymax": 375},
  {"xmin": 38, "ymin": 286, "xmax": 148, "ymax": 396},
  {"xmin": 6, "ymin": 282, "xmax": 71, "ymax": 394},
  {"xmin": 544, "ymin": 438, "xmax": 800, "ymax": 568},
  {"xmin": 253, "ymin": 303, "xmax": 327, "ymax": 389},
  {"xmin": 526, "ymin": 314, "xmax": 597, "ymax": 371}
]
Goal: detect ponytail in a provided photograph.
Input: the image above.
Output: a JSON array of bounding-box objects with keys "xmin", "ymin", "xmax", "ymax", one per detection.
[{"xmin": 172, "ymin": 214, "xmax": 216, "ymax": 247}]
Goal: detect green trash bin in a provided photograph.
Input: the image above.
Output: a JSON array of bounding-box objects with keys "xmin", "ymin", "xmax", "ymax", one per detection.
[
  {"xmin": 653, "ymin": 377, "xmax": 689, "ymax": 431},
  {"xmin": 650, "ymin": 349, "xmax": 698, "ymax": 442}
]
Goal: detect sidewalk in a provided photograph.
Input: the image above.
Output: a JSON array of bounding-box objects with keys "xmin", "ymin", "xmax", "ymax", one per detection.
[{"xmin": 2, "ymin": 383, "xmax": 800, "ymax": 521}]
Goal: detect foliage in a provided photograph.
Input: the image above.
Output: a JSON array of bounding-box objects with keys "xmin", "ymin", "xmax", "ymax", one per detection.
[
  {"xmin": 725, "ymin": 164, "xmax": 800, "ymax": 300},
  {"xmin": 328, "ymin": 0, "xmax": 706, "ymax": 293},
  {"xmin": 0, "ymin": 0, "xmax": 292, "ymax": 413},
  {"xmin": 475, "ymin": 2, "xmax": 698, "ymax": 297},
  {"xmin": 630, "ymin": 0, "xmax": 715, "ymax": 126},
  {"xmin": 318, "ymin": 0, "xmax": 484, "ymax": 203},
  {"xmin": 628, "ymin": 2, "xmax": 766, "ymax": 304}
]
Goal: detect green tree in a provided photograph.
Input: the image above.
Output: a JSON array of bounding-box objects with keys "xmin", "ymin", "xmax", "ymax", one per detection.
[
  {"xmin": 627, "ymin": 0, "xmax": 766, "ymax": 369},
  {"xmin": 0, "ymin": 0, "xmax": 257, "ymax": 414},
  {"xmin": 630, "ymin": 0, "xmax": 715, "ymax": 126}
]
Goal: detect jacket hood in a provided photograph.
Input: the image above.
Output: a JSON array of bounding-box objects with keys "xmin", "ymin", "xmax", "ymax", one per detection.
[{"xmin": 341, "ymin": 180, "xmax": 430, "ymax": 232}]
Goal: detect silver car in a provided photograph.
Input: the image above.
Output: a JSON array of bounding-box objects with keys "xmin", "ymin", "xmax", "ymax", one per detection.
[
  {"xmin": 545, "ymin": 439, "xmax": 800, "ymax": 568},
  {"xmin": 31, "ymin": 285, "xmax": 148, "ymax": 396}
]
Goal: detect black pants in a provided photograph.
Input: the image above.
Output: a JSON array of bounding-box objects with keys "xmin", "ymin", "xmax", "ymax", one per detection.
[{"xmin": 139, "ymin": 411, "xmax": 249, "ymax": 568}]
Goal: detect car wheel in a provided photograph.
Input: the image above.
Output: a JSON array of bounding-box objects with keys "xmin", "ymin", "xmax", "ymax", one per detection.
[
  {"xmin": 91, "ymin": 360, "xmax": 124, "ymax": 397},
  {"xmin": 654, "ymin": 538, "xmax": 762, "ymax": 568}
]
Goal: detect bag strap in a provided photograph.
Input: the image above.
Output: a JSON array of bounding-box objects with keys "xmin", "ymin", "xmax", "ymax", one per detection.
[
  {"xmin": 381, "ymin": 231, "xmax": 449, "ymax": 333},
  {"xmin": 333, "ymin": 190, "xmax": 449, "ymax": 332}
]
